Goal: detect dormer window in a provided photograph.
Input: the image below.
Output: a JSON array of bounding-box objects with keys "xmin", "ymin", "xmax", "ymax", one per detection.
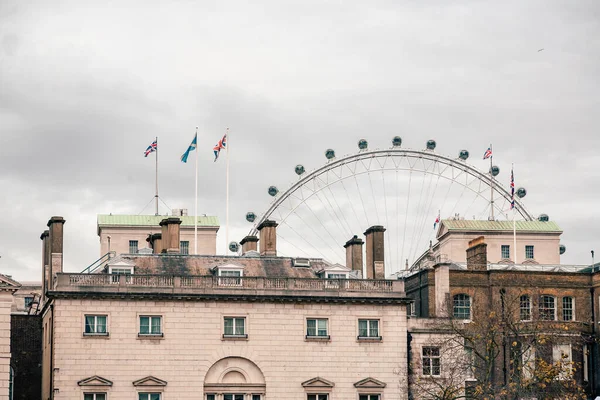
[
  {"xmin": 326, "ymin": 273, "xmax": 349, "ymax": 279},
  {"xmin": 108, "ymin": 266, "xmax": 133, "ymax": 284},
  {"xmin": 215, "ymin": 264, "xmax": 245, "ymax": 286}
]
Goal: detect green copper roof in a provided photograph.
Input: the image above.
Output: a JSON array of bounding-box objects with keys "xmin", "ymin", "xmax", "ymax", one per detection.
[
  {"xmin": 97, "ymin": 214, "xmax": 220, "ymax": 228},
  {"xmin": 441, "ymin": 219, "xmax": 562, "ymax": 233}
]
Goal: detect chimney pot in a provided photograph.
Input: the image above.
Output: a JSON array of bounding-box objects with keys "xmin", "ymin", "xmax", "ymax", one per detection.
[
  {"xmin": 240, "ymin": 236, "xmax": 259, "ymax": 254},
  {"xmin": 466, "ymin": 236, "xmax": 487, "ymax": 271},
  {"xmin": 364, "ymin": 225, "xmax": 386, "ymax": 279},
  {"xmin": 257, "ymin": 220, "xmax": 278, "ymax": 256}
]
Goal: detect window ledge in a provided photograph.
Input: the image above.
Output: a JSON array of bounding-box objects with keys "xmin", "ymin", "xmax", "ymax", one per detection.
[
  {"xmin": 222, "ymin": 334, "xmax": 248, "ymax": 340},
  {"xmin": 83, "ymin": 332, "xmax": 110, "ymax": 338},
  {"xmin": 137, "ymin": 333, "xmax": 164, "ymax": 340},
  {"xmin": 305, "ymin": 335, "xmax": 330, "ymax": 341},
  {"xmin": 357, "ymin": 336, "xmax": 382, "ymax": 342}
]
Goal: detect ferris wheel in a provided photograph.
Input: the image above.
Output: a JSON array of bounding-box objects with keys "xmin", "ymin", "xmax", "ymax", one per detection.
[{"xmin": 242, "ymin": 137, "xmax": 534, "ymax": 276}]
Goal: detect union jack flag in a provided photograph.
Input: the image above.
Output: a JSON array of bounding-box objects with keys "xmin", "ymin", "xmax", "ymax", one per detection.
[
  {"xmin": 510, "ymin": 168, "xmax": 515, "ymax": 209},
  {"xmin": 144, "ymin": 140, "xmax": 157, "ymax": 157},
  {"xmin": 213, "ymin": 134, "xmax": 227, "ymax": 162},
  {"xmin": 483, "ymin": 147, "xmax": 492, "ymax": 160}
]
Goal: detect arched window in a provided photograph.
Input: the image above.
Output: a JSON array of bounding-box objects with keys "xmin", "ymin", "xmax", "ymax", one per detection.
[
  {"xmin": 520, "ymin": 295, "xmax": 531, "ymax": 321},
  {"xmin": 453, "ymin": 294, "xmax": 471, "ymax": 320}
]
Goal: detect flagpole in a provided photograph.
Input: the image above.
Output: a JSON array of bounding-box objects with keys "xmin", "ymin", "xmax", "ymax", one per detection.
[
  {"xmin": 489, "ymin": 143, "xmax": 494, "ymax": 221},
  {"xmin": 513, "ymin": 163, "xmax": 517, "ymax": 263},
  {"xmin": 155, "ymin": 136, "xmax": 159, "ymax": 216},
  {"xmin": 194, "ymin": 127, "xmax": 198, "ymax": 254},
  {"xmin": 225, "ymin": 127, "xmax": 230, "ymax": 254}
]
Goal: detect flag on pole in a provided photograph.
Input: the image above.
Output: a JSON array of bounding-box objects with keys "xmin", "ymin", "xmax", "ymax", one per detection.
[
  {"xmin": 483, "ymin": 147, "xmax": 492, "ymax": 160},
  {"xmin": 180, "ymin": 133, "xmax": 197, "ymax": 163},
  {"xmin": 433, "ymin": 211, "xmax": 441, "ymax": 229},
  {"xmin": 144, "ymin": 140, "xmax": 157, "ymax": 157},
  {"xmin": 510, "ymin": 168, "xmax": 515, "ymax": 209},
  {"xmin": 213, "ymin": 133, "xmax": 227, "ymax": 162}
]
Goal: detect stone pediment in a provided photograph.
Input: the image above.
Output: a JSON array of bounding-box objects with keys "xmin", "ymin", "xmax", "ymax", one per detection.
[
  {"xmin": 107, "ymin": 258, "xmax": 136, "ymax": 268},
  {"xmin": 0, "ymin": 274, "xmax": 21, "ymax": 292},
  {"xmin": 354, "ymin": 377, "xmax": 387, "ymax": 388},
  {"xmin": 78, "ymin": 376, "xmax": 113, "ymax": 386},
  {"xmin": 301, "ymin": 377, "xmax": 335, "ymax": 388},
  {"xmin": 322, "ymin": 263, "xmax": 350, "ymax": 273},
  {"xmin": 132, "ymin": 376, "xmax": 167, "ymax": 387}
]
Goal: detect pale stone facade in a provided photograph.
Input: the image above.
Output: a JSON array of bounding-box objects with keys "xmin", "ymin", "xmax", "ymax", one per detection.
[{"xmin": 47, "ymin": 298, "xmax": 408, "ymax": 399}]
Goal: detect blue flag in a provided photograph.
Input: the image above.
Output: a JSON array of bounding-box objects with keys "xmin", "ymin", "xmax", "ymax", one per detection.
[{"xmin": 181, "ymin": 133, "xmax": 197, "ymax": 163}]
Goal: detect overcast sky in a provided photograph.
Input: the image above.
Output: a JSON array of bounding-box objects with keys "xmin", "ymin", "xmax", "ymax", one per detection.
[{"xmin": 1, "ymin": 0, "xmax": 599, "ymax": 281}]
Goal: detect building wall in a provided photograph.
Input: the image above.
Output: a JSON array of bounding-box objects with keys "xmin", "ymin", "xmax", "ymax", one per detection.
[
  {"xmin": 0, "ymin": 291, "xmax": 14, "ymax": 400},
  {"xmin": 41, "ymin": 307, "xmax": 53, "ymax": 400},
  {"xmin": 438, "ymin": 232, "xmax": 561, "ymax": 264},
  {"xmin": 98, "ymin": 226, "xmax": 218, "ymax": 257},
  {"xmin": 11, "ymin": 315, "xmax": 42, "ymax": 400},
  {"xmin": 51, "ymin": 298, "xmax": 408, "ymax": 399},
  {"xmin": 12, "ymin": 284, "xmax": 42, "ymax": 314}
]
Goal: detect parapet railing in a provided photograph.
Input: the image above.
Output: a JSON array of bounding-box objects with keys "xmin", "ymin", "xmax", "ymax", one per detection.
[{"xmin": 57, "ymin": 274, "xmax": 404, "ymax": 294}]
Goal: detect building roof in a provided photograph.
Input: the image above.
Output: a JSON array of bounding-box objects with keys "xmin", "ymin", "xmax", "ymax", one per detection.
[
  {"xmin": 97, "ymin": 214, "xmax": 220, "ymax": 229},
  {"xmin": 440, "ymin": 219, "xmax": 562, "ymax": 233}
]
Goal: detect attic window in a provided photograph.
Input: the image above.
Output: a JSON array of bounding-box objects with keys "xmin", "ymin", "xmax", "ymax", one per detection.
[
  {"xmin": 293, "ymin": 258, "xmax": 311, "ymax": 267},
  {"xmin": 326, "ymin": 272, "xmax": 348, "ymax": 279},
  {"xmin": 215, "ymin": 265, "xmax": 244, "ymax": 286}
]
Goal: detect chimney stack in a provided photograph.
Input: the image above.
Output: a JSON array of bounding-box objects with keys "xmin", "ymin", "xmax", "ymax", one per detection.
[
  {"xmin": 149, "ymin": 233, "xmax": 163, "ymax": 254},
  {"xmin": 47, "ymin": 216, "xmax": 66, "ymax": 278},
  {"xmin": 159, "ymin": 218, "xmax": 182, "ymax": 253},
  {"xmin": 257, "ymin": 220, "xmax": 278, "ymax": 256},
  {"xmin": 240, "ymin": 236, "xmax": 259, "ymax": 254},
  {"xmin": 40, "ymin": 230, "xmax": 50, "ymax": 295},
  {"xmin": 364, "ymin": 225, "xmax": 385, "ymax": 279},
  {"xmin": 344, "ymin": 235, "xmax": 364, "ymax": 275},
  {"xmin": 466, "ymin": 236, "xmax": 487, "ymax": 271}
]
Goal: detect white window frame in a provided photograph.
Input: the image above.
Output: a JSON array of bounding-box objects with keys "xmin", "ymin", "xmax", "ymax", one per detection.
[
  {"xmin": 359, "ymin": 395, "xmax": 381, "ymax": 400},
  {"xmin": 358, "ymin": 319, "xmax": 381, "ymax": 339},
  {"xmin": 139, "ymin": 315, "xmax": 162, "ymax": 336},
  {"xmin": 223, "ymin": 317, "xmax": 247, "ymax": 337},
  {"xmin": 180, "ymin": 241, "xmax": 190, "ymax": 255},
  {"xmin": 129, "ymin": 240, "xmax": 139, "ymax": 254},
  {"xmin": 84, "ymin": 314, "xmax": 108, "ymax": 335},
  {"xmin": 519, "ymin": 295, "xmax": 531, "ymax": 321},
  {"xmin": 501, "ymin": 245, "xmax": 510, "ymax": 259},
  {"xmin": 422, "ymin": 346, "xmax": 441, "ymax": 377},
  {"xmin": 138, "ymin": 394, "xmax": 161, "ymax": 400},
  {"xmin": 453, "ymin": 294, "xmax": 471, "ymax": 320},
  {"xmin": 525, "ymin": 245, "xmax": 534, "ymax": 260},
  {"xmin": 307, "ymin": 395, "xmax": 329, "ymax": 400},
  {"xmin": 539, "ymin": 295, "xmax": 556, "ymax": 321},
  {"xmin": 108, "ymin": 266, "xmax": 133, "ymax": 284},
  {"xmin": 306, "ymin": 318, "xmax": 329, "ymax": 338},
  {"xmin": 83, "ymin": 394, "xmax": 107, "ymax": 400},
  {"xmin": 562, "ymin": 296, "xmax": 575, "ymax": 321},
  {"xmin": 84, "ymin": 394, "xmax": 107, "ymax": 400},
  {"xmin": 217, "ymin": 266, "xmax": 244, "ymax": 286}
]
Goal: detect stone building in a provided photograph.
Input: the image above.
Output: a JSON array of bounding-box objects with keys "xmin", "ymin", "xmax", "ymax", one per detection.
[
  {"xmin": 40, "ymin": 217, "xmax": 411, "ymax": 400},
  {"xmin": 97, "ymin": 212, "xmax": 219, "ymax": 257}
]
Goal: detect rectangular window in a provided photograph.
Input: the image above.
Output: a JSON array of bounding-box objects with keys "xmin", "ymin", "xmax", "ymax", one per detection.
[
  {"xmin": 219, "ymin": 270, "xmax": 242, "ymax": 286},
  {"xmin": 24, "ymin": 296, "xmax": 34, "ymax": 308},
  {"xmin": 84, "ymin": 315, "xmax": 107, "ymax": 335},
  {"xmin": 525, "ymin": 245, "xmax": 534, "ymax": 259},
  {"xmin": 552, "ymin": 344, "xmax": 572, "ymax": 380},
  {"xmin": 358, "ymin": 319, "xmax": 380, "ymax": 339},
  {"xmin": 180, "ymin": 241, "xmax": 190, "ymax": 255},
  {"xmin": 129, "ymin": 240, "xmax": 139, "ymax": 254},
  {"xmin": 110, "ymin": 267, "xmax": 132, "ymax": 284},
  {"xmin": 520, "ymin": 295, "xmax": 531, "ymax": 321},
  {"xmin": 326, "ymin": 273, "xmax": 347, "ymax": 279},
  {"xmin": 422, "ymin": 346, "xmax": 441, "ymax": 376},
  {"xmin": 562, "ymin": 297, "xmax": 574, "ymax": 321},
  {"xmin": 206, "ymin": 395, "xmax": 215, "ymax": 400},
  {"xmin": 501, "ymin": 245, "xmax": 510, "ymax": 259},
  {"xmin": 359, "ymin": 395, "xmax": 380, "ymax": 400},
  {"xmin": 306, "ymin": 318, "xmax": 328, "ymax": 338},
  {"xmin": 224, "ymin": 317, "xmax": 246, "ymax": 337},
  {"xmin": 139, "ymin": 394, "xmax": 161, "ymax": 400},
  {"xmin": 84, "ymin": 394, "xmax": 106, "ymax": 400},
  {"xmin": 307, "ymin": 395, "xmax": 328, "ymax": 400},
  {"xmin": 252, "ymin": 395, "xmax": 262, "ymax": 400},
  {"xmin": 139, "ymin": 316, "xmax": 162, "ymax": 335},
  {"xmin": 539, "ymin": 295, "xmax": 556, "ymax": 321},
  {"xmin": 223, "ymin": 395, "xmax": 244, "ymax": 400}
]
